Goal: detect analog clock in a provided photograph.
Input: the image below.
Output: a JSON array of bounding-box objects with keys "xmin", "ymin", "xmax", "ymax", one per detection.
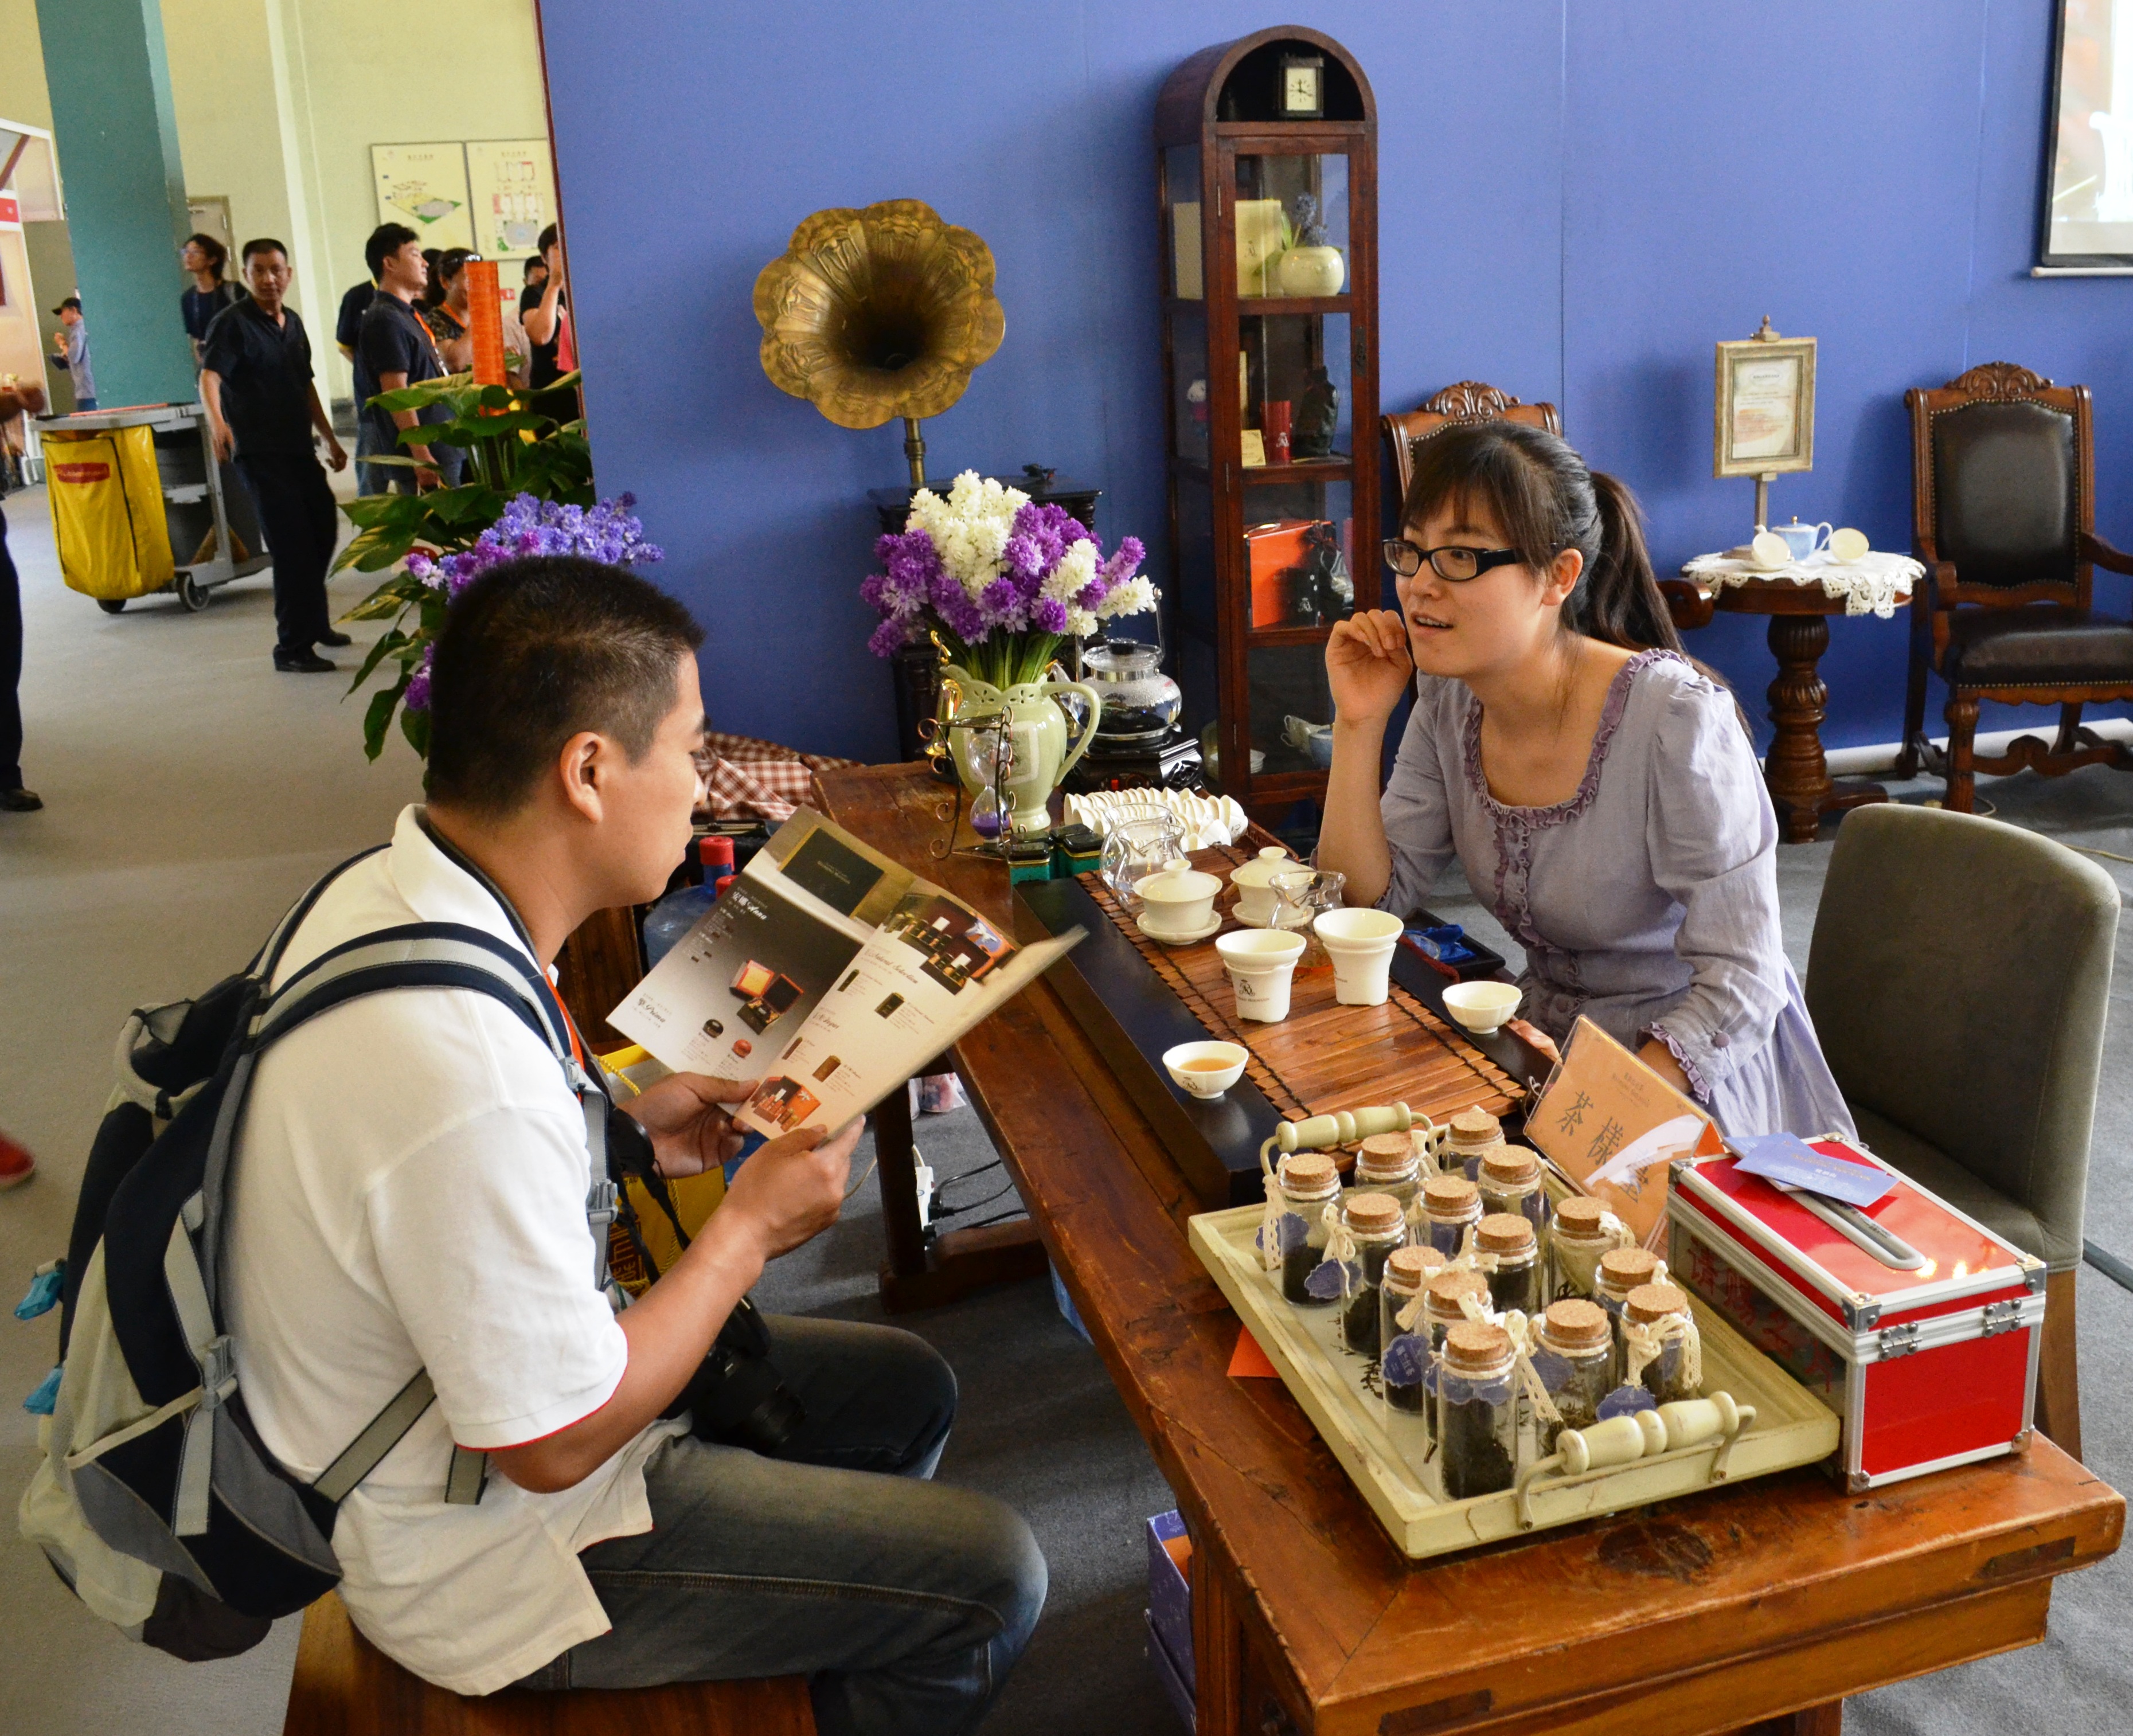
[{"xmin": 1279, "ymin": 54, "xmax": 1324, "ymax": 118}]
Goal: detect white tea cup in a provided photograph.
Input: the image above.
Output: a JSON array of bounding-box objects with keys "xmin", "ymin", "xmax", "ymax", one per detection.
[
  {"xmin": 1313, "ymin": 907, "xmax": 1404, "ymax": 1007},
  {"xmin": 1828, "ymin": 526, "xmax": 1870, "ymax": 564},
  {"xmin": 1215, "ymin": 928, "xmax": 1307, "ymax": 1022},
  {"xmin": 1441, "ymin": 979, "xmax": 1523, "ymax": 1035},
  {"xmin": 1163, "ymin": 1039, "xmax": 1248, "ymax": 1097},
  {"xmin": 1138, "ymin": 862, "xmax": 1222, "ymax": 937}
]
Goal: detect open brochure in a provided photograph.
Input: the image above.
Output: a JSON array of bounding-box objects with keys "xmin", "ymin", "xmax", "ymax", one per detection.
[{"xmin": 607, "ymin": 810, "xmax": 1083, "ymax": 1138}]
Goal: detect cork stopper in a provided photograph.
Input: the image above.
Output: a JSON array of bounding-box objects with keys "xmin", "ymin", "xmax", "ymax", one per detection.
[
  {"xmin": 1598, "ymin": 1247, "xmax": 1661, "ymax": 1293},
  {"xmin": 1383, "ymin": 1244, "xmax": 1444, "ymax": 1294},
  {"xmin": 1479, "ymin": 1147, "xmax": 1542, "ymax": 1188},
  {"xmin": 1357, "ymin": 1133, "xmax": 1419, "ymax": 1179},
  {"xmin": 1475, "ymin": 1213, "xmax": 1536, "ymax": 1257},
  {"xmin": 1421, "ymin": 1267, "xmax": 1489, "ymax": 1321},
  {"xmin": 1343, "ymin": 1191, "xmax": 1404, "ymax": 1236},
  {"xmin": 1422, "ymin": 1174, "xmax": 1481, "ymax": 1218},
  {"xmin": 1625, "ymin": 1283, "xmax": 1691, "ymax": 1327},
  {"xmin": 1279, "ymin": 1152, "xmax": 1339, "ymax": 1198},
  {"xmin": 1554, "ymin": 1197, "xmax": 1607, "ymax": 1237},
  {"xmin": 1448, "ymin": 1106, "xmax": 1502, "ymax": 1149},
  {"xmin": 1540, "ymin": 1299, "xmax": 1611, "ymax": 1352},
  {"xmin": 1443, "ymin": 1319, "xmax": 1514, "ymax": 1375}
]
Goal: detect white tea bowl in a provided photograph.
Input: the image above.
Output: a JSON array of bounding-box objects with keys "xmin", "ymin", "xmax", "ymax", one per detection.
[
  {"xmin": 1137, "ymin": 862, "xmax": 1222, "ymax": 936},
  {"xmin": 1312, "ymin": 907, "xmax": 1404, "ymax": 1007},
  {"xmin": 1214, "ymin": 927, "xmax": 1307, "ymax": 1022},
  {"xmin": 1163, "ymin": 1039, "xmax": 1249, "ymax": 1098},
  {"xmin": 1441, "ymin": 980, "xmax": 1523, "ymax": 1034}
]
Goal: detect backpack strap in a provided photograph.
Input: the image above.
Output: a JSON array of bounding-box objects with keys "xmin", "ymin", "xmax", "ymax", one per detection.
[{"xmin": 175, "ymin": 920, "xmax": 614, "ymax": 1526}]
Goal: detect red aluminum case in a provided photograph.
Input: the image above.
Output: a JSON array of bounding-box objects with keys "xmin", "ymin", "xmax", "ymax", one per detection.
[{"xmin": 1665, "ymin": 1138, "xmax": 2045, "ymax": 1490}]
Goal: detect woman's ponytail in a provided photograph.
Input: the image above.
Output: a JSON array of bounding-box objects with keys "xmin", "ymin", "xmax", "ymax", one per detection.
[{"xmin": 1577, "ymin": 472, "xmax": 1684, "ymax": 655}]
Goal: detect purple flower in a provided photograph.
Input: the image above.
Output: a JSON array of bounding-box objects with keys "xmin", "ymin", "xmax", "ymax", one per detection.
[
  {"xmin": 1031, "ymin": 596, "xmax": 1069, "ymax": 634},
  {"xmin": 1102, "ymin": 536, "xmax": 1145, "ymax": 584},
  {"xmin": 403, "ymin": 644, "xmax": 435, "ymax": 712}
]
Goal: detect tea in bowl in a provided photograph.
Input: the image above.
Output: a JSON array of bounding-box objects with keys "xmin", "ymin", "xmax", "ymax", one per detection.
[{"xmin": 1162, "ymin": 1039, "xmax": 1249, "ymax": 1098}]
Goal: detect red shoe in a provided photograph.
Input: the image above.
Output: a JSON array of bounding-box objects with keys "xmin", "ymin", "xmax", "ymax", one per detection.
[{"xmin": 0, "ymin": 1131, "xmax": 34, "ymax": 1189}]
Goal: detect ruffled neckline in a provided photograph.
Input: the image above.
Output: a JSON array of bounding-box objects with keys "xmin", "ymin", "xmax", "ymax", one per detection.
[{"xmin": 1459, "ymin": 647, "xmax": 1682, "ymax": 829}]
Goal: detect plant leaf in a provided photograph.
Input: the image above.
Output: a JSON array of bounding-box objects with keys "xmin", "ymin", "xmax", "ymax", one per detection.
[{"xmin": 361, "ymin": 680, "xmax": 404, "ymax": 762}]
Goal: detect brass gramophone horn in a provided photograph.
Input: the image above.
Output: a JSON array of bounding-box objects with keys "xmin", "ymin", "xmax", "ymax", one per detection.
[{"xmin": 753, "ymin": 199, "xmax": 1005, "ymax": 489}]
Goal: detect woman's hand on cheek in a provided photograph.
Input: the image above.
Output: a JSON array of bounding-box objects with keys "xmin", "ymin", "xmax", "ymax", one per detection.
[{"xmin": 1326, "ymin": 610, "xmax": 1414, "ymax": 726}]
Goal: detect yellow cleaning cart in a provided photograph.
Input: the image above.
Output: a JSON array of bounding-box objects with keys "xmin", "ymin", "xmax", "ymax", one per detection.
[{"xmin": 41, "ymin": 402, "xmax": 270, "ymax": 613}]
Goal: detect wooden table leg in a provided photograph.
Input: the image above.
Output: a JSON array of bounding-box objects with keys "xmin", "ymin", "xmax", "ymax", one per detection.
[
  {"xmin": 1191, "ymin": 1540, "xmax": 1246, "ymax": 1736},
  {"xmin": 1764, "ymin": 612, "xmax": 1887, "ymax": 844},
  {"xmin": 873, "ymin": 1057, "xmax": 1048, "ymax": 1314}
]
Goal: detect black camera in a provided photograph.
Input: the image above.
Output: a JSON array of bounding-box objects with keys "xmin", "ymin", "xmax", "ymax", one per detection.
[{"xmin": 671, "ymin": 1296, "xmax": 806, "ymax": 1455}]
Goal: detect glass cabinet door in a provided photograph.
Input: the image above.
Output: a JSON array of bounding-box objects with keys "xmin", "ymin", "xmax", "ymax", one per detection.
[{"xmin": 1233, "ymin": 153, "xmax": 1350, "ymax": 301}]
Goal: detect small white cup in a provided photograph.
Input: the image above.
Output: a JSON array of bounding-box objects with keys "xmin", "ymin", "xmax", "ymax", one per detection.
[
  {"xmin": 1163, "ymin": 1039, "xmax": 1248, "ymax": 1097},
  {"xmin": 1215, "ymin": 928, "xmax": 1307, "ymax": 1022},
  {"xmin": 1313, "ymin": 907, "xmax": 1404, "ymax": 1006},
  {"xmin": 1828, "ymin": 526, "xmax": 1870, "ymax": 564},
  {"xmin": 1441, "ymin": 979, "xmax": 1523, "ymax": 1034}
]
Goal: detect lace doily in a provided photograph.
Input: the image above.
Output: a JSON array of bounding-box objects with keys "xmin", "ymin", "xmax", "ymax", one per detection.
[{"xmin": 1681, "ymin": 549, "xmax": 1923, "ymax": 619}]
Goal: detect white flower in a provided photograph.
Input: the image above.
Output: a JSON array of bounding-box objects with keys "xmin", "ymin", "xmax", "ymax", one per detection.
[
  {"xmin": 909, "ymin": 469, "xmax": 1026, "ymax": 597},
  {"xmin": 1096, "ymin": 575, "xmax": 1159, "ymax": 620},
  {"xmin": 1063, "ymin": 605, "xmax": 1099, "ymax": 637},
  {"xmin": 1044, "ymin": 538, "xmax": 1099, "ymax": 603}
]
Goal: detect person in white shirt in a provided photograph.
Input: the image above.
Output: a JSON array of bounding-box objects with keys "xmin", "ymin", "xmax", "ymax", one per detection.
[{"xmin": 225, "ymin": 555, "xmax": 1045, "ymax": 1733}]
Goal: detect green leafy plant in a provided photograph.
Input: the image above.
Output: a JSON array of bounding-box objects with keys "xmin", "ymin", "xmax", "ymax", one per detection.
[{"xmin": 336, "ymin": 373, "xmax": 593, "ymax": 759}]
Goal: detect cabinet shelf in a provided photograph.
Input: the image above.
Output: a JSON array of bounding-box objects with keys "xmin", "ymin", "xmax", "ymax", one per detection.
[{"xmin": 1167, "ymin": 295, "xmax": 1353, "ymax": 318}]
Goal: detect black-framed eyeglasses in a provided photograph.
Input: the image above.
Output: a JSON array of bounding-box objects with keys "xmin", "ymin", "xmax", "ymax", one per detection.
[{"xmin": 1382, "ymin": 539, "xmax": 1523, "ymax": 582}]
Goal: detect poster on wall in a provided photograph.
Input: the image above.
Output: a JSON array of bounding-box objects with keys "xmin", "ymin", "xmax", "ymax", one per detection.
[
  {"xmin": 2041, "ymin": 0, "xmax": 2133, "ymax": 267},
  {"xmin": 464, "ymin": 139, "xmax": 557, "ymax": 262},
  {"xmin": 371, "ymin": 143, "xmax": 476, "ymax": 252}
]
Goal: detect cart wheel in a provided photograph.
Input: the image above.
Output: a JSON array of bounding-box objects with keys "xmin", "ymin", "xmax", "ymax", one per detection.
[
  {"xmin": 175, "ymin": 573, "xmax": 209, "ymax": 613},
  {"xmin": 97, "ymin": 598, "xmax": 127, "ymax": 615}
]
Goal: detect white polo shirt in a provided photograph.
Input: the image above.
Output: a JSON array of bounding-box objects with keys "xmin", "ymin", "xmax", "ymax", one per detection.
[{"xmin": 225, "ymin": 806, "xmax": 684, "ymax": 1694}]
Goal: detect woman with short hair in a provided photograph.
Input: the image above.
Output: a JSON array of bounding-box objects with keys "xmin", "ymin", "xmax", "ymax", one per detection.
[{"xmin": 179, "ymin": 232, "xmax": 244, "ymax": 363}]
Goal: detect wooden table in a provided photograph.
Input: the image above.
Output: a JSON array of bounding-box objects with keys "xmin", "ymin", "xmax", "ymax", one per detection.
[
  {"xmin": 1693, "ymin": 578, "xmax": 1912, "ymax": 846},
  {"xmin": 815, "ymin": 761, "xmax": 2122, "ymax": 1736}
]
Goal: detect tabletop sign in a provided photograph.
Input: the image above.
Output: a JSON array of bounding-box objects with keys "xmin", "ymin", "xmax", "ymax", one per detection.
[{"xmin": 1526, "ymin": 1017, "xmax": 1722, "ymax": 1249}]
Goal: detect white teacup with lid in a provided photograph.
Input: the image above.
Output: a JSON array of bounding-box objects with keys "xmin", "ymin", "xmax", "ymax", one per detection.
[
  {"xmin": 1228, "ymin": 846, "xmax": 1298, "ymax": 926},
  {"xmin": 1136, "ymin": 859, "xmax": 1222, "ymax": 937}
]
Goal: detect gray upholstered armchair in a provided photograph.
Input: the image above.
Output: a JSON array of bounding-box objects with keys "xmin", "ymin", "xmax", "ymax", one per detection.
[{"xmin": 1805, "ymin": 803, "xmax": 2118, "ymax": 1460}]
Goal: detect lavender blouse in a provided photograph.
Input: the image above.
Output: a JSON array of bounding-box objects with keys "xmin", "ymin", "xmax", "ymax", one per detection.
[{"xmin": 1375, "ymin": 649, "xmax": 1855, "ymax": 1141}]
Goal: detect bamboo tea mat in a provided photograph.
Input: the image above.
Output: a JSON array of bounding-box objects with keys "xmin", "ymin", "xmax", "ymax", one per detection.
[{"xmin": 1080, "ymin": 843, "xmax": 1522, "ymax": 1125}]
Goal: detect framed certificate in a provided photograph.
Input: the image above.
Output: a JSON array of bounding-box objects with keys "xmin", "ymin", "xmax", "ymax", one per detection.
[{"xmin": 1713, "ymin": 324, "xmax": 1816, "ymax": 478}]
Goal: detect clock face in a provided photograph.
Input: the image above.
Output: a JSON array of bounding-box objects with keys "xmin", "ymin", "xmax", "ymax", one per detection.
[{"xmin": 1284, "ymin": 65, "xmax": 1320, "ymax": 112}]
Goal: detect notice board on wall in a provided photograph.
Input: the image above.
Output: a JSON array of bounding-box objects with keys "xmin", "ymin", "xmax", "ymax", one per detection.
[
  {"xmin": 372, "ymin": 140, "xmax": 558, "ymax": 261},
  {"xmin": 372, "ymin": 142, "xmax": 476, "ymax": 252}
]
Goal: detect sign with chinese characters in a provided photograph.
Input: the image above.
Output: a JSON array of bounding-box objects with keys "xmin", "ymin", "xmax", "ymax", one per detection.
[{"xmin": 1526, "ymin": 1017, "xmax": 1723, "ymax": 1249}]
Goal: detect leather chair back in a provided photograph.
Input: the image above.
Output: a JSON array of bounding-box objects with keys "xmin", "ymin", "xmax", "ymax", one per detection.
[
  {"xmin": 1804, "ymin": 803, "xmax": 2119, "ymax": 1272},
  {"xmin": 1931, "ymin": 399, "xmax": 2077, "ymax": 588},
  {"xmin": 1383, "ymin": 382, "xmax": 1560, "ymax": 517}
]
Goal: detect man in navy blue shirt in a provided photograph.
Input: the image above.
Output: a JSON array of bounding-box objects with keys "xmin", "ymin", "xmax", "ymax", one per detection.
[
  {"xmin": 358, "ymin": 224, "xmax": 455, "ymax": 491},
  {"xmin": 201, "ymin": 238, "xmax": 350, "ymax": 673}
]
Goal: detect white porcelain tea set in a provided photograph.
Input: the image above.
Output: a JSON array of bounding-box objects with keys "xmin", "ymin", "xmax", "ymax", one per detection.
[
  {"xmin": 1062, "ymin": 788, "xmax": 1247, "ymax": 850},
  {"xmin": 1745, "ymin": 519, "xmax": 1871, "ymax": 571}
]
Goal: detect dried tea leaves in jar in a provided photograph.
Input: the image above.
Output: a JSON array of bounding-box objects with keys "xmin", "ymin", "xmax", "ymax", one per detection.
[
  {"xmin": 1620, "ymin": 1281, "xmax": 1701, "ymax": 1404},
  {"xmin": 1548, "ymin": 1195, "xmax": 1626, "ymax": 1303},
  {"xmin": 1475, "ymin": 1213, "xmax": 1540, "ymax": 1317},
  {"xmin": 1438, "ymin": 1320, "xmax": 1519, "ymax": 1499},
  {"xmin": 1377, "ymin": 1244, "xmax": 1446, "ymax": 1414},
  {"xmin": 1446, "ymin": 1106, "xmax": 1505, "ymax": 1179},
  {"xmin": 1354, "ymin": 1132, "xmax": 1422, "ymax": 1210},
  {"xmin": 1335, "ymin": 1191, "xmax": 1410, "ymax": 1357},
  {"xmin": 1594, "ymin": 1245, "xmax": 1662, "ymax": 1320},
  {"xmin": 1420, "ymin": 1172, "xmax": 1482, "ymax": 1259},
  {"xmin": 1478, "ymin": 1145, "xmax": 1550, "ymax": 1233},
  {"xmin": 1260, "ymin": 1151, "xmax": 1341, "ymax": 1305},
  {"xmin": 1531, "ymin": 1299, "xmax": 1612, "ymax": 1453}
]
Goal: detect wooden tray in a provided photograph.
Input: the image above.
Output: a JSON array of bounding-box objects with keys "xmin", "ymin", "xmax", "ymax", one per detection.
[
  {"xmin": 1017, "ymin": 844, "xmax": 1525, "ymax": 1208},
  {"xmin": 1188, "ymin": 1201, "xmax": 1842, "ymax": 1559}
]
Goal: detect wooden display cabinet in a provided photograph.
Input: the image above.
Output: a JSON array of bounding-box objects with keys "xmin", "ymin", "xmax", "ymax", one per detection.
[{"xmin": 1157, "ymin": 28, "xmax": 1378, "ymax": 823}]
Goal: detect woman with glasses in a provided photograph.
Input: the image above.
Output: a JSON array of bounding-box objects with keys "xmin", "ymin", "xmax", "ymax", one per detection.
[{"xmin": 1315, "ymin": 422, "xmax": 1850, "ymax": 1139}]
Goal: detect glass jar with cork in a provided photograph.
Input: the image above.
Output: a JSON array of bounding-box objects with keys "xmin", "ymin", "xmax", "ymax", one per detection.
[
  {"xmin": 1436, "ymin": 1320, "xmax": 1521, "ymax": 1499},
  {"xmin": 1592, "ymin": 1245, "xmax": 1662, "ymax": 1323},
  {"xmin": 1333, "ymin": 1191, "xmax": 1411, "ymax": 1356},
  {"xmin": 1414, "ymin": 1266, "xmax": 1490, "ymax": 1443},
  {"xmin": 1618, "ymin": 1282, "xmax": 1701, "ymax": 1404},
  {"xmin": 1418, "ymin": 1172, "xmax": 1482, "ymax": 1259},
  {"xmin": 1444, "ymin": 1106, "xmax": 1506, "ymax": 1179},
  {"xmin": 1547, "ymin": 1196, "xmax": 1631, "ymax": 1303},
  {"xmin": 1529, "ymin": 1299, "xmax": 1613, "ymax": 1453},
  {"xmin": 1353, "ymin": 1132, "xmax": 1423, "ymax": 1213},
  {"xmin": 1474, "ymin": 1213, "xmax": 1541, "ymax": 1317},
  {"xmin": 1477, "ymin": 1145, "xmax": 1550, "ymax": 1234},
  {"xmin": 1377, "ymin": 1244, "xmax": 1447, "ymax": 1413},
  {"xmin": 1260, "ymin": 1151, "xmax": 1342, "ymax": 1306}
]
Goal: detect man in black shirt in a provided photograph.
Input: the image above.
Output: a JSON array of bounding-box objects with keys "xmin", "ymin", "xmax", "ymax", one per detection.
[
  {"xmin": 200, "ymin": 237, "xmax": 350, "ymax": 674},
  {"xmin": 358, "ymin": 224, "xmax": 454, "ymax": 491},
  {"xmin": 335, "ymin": 272, "xmax": 383, "ymax": 495}
]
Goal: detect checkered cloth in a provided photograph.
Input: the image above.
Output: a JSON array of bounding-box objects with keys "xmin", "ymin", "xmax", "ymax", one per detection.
[{"xmin": 696, "ymin": 732, "xmax": 858, "ymax": 824}]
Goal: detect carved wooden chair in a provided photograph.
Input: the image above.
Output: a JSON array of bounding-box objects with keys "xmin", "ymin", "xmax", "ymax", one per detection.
[
  {"xmin": 1379, "ymin": 381, "xmax": 1711, "ymax": 631},
  {"xmin": 1899, "ymin": 361, "xmax": 2133, "ymax": 811},
  {"xmin": 1381, "ymin": 379, "xmax": 1560, "ymax": 508}
]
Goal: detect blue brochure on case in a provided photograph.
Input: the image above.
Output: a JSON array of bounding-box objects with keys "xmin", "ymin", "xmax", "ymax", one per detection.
[{"xmin": 1732, "ymin": 1132, "xmax": 1896, "ymax": 1209}]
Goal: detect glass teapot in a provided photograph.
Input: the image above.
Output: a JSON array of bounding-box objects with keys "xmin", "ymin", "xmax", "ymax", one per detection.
[{"xmin": 1081, "ymin": 639, "xmax": 1183, "ymax": 745}]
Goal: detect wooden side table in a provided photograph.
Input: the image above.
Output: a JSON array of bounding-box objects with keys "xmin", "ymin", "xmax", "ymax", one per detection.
[{"xmin": 1701, "ymin": 578, "xmax": 1911, "ymax": 844}]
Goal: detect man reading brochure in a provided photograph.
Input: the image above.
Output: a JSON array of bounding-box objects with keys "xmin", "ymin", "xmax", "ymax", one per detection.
[{"xmin": 224, "ymin": 556, "xmax": 1045, "ymax": 1732}]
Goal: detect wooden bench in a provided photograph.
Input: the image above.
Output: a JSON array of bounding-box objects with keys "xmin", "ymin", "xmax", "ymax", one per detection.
[{"xmin": 283, "ymin": 1594, "xmax": 817, "ymax": 1735}]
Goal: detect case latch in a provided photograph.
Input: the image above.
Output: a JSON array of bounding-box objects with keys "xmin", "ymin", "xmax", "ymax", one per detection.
[
  {"xmin": 1980, "ymin": 1299, "xmax": 2025, "ymax": 1337},
  {"xmin": 1875, "ymin": 1321, "xmax": 1921, "ymax": 1359}
]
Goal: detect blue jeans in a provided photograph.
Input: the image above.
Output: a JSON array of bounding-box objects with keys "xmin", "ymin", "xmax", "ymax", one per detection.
[
  {"xmin": 354, "ymin": 415, "xmax": 388, "ymax": 496},
  {"xmin": 517, "ymin": 1316, "xmax": 1046, "ymax": 1736}
]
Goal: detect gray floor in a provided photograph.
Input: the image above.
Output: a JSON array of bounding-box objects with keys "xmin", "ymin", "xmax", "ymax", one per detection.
[{"xmin": 0, "ymin": 484, "xmax": 2126, "ymax": 1732}]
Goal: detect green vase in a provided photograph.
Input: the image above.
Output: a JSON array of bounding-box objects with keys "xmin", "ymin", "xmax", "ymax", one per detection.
[{"xmin": 943, "ymin": 663, "xmax": 1101, "ymax": 838}]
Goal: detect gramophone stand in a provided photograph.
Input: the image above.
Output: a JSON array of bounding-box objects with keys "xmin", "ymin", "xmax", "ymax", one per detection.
[{"xmin": 904, "ymin": 416, "xmax": 928, "ymax": 490}]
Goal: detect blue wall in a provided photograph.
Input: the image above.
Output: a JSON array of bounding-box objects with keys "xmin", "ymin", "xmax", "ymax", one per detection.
[{"xmin": 538, "ymin": 1, "xmax": 2133, "ymax": 764}]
